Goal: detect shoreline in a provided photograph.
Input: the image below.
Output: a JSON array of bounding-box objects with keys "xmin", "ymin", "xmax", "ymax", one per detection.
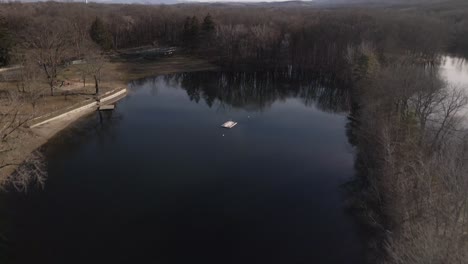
[
  {"xmin": 0, "ymin": 88, "xmax": 128, "ymax": 182},
  {"xmin": 31, "ymin": 87, "xmax": 127, "ymax": 138},
  {"xmin": 0, "ymin": 55, "xmax": 217, "ymax": 183}
]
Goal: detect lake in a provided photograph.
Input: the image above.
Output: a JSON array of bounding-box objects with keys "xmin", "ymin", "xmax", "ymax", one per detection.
[
  {"xmin": 440, "ymin": 56, "xmax": 468, "ymax": 88},
  {"xmin": 1, "ymin": 72, "xmax": 365, "ymax": 264},
  {"xmin": 440, "ymin": 56, "xmax": 468, "ymax": 122}
]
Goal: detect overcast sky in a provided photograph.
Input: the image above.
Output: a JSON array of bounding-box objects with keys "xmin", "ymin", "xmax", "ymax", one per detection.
[
  {"xmin": 112, "ymin": 0, "xmax": 318, "ymax": 3},
  {"xmin": 186, "ymin": 0, "xmax": 314, "ymax": 1}
]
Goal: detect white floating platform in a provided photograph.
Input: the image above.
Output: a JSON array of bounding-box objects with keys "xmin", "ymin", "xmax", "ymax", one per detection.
[
  {"xmin": 221, "ymin": 121, "xmax": 237, "ymax": 129},
  {"xmin": 99, "ymin": 104, "xmax": 115, "ymax": 111}
]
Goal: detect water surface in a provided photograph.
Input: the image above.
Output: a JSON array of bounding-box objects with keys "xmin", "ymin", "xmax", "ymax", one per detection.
[
  {"xmin": 440, "ymin": 56, "xmax": 468, "ymax": 87},
  {"xmin": 3, "ymin": 72, "xmax": 364, "ymax": 264}
]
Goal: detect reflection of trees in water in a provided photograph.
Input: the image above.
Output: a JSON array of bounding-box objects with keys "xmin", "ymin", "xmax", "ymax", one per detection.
[
  {"xmin": 44, "ymin": 110, "xmax": 123, "ymax": 159},
  {"xmin": 155, "ymin": 71, "xmax": 350, "ymax": 113},
  {"xmin": 129, "ymin": 77, "xmax": 162, "ymax": 96}
]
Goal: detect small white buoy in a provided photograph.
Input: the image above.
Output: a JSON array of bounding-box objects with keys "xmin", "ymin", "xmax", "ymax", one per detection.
[{"xmin": 222, "ymin": 134, "xmax": 225, "ymax": 137}]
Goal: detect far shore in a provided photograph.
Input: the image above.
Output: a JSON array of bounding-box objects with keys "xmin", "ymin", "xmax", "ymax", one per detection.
[{"xmin": 0, "ymin": 55, "xmax": 217, "ymax": 183}]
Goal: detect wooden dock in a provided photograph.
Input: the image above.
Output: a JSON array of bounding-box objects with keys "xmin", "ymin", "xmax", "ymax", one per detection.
[{"xmin": 98, "ymin": 104, "xmax": 115, "ymax": 111}]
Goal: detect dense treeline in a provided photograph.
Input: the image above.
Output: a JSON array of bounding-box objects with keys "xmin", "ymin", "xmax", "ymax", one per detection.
[
  {"xmin": 0, "ymin": 1, "xmax": 467, "ymax": 70},
  {"xmin": 347, "ymin": 55, "xmax": 468, "ymax": 263},
  {"xmin": 0, "ymin": 1, "xmax": 468, "ymax": 263}
]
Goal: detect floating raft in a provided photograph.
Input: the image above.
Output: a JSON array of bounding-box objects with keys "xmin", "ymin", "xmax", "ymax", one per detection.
[
  {"xmin": 99, "ymin": 104, "xmax": 115, "ymax": 111},
  {"xmin": 221, "ymin": 121, "xmax": 237, "ymax": 129}
]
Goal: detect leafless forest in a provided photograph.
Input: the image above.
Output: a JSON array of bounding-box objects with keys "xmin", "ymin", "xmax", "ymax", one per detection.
[{"xmin": 1, "ymin": 0, "xmax": 468, "ymax": 263}]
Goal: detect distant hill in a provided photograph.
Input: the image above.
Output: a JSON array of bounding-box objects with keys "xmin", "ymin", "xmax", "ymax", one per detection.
[{"xmin": 1, "ymin": 0, "xmax": 465, "ymax": 8}]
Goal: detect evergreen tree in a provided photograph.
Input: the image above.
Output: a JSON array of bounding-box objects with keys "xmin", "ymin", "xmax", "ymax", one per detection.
[
  {"xmin": 190, "ymin": 16, "xmax": 199, "ymax": 36},
  {"xmin": 183, "ymin": 16, "xmax": 192, "ymax": 45},
  {"xmin": 182, "ymin": 16, "xmax": 200, "ymax": 49},
  {"xmin": 189, "ymin": 16, "xmax": 200, "ymax": 49},
  {"xmin": 202, "ymin": 14, "xmax": 215, "ymax": 34},
  {"xmin": 0, "ymin": 16, "xmax": 11, "ymax": 66},
  {"xmin": 90, "ymin": 17, "xmax": 113, "ymax": 51},
  {"xmin": 201, "ymin": 14, "xmax": 216, "ymax": 54}
]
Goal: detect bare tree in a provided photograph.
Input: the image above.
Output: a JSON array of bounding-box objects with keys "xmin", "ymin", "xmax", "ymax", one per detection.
[
  {"xmin": 12, "ymin": 53, "xmax": 47, "ymax": 110},
  {"xmin": 19, "ymin": 18, "xmax": 73, "ymax": 96},
  {"xmin": 0, "ymin": 89, "xmax": 35, "ymax": 176},
  {"xmin": 430, "ymin": 87, "xmax": 468, "ymax": 149},
  {"xmin": 86, "ymin": 54, "xmax": 105, "ymax": 95},
  {"xmin": 75, "ymin": 48, "xmax": 105, "ymax": 96},
  {"xmin": 352, "ymin": 59, "xmax": 468, "ymax": 264},
  {"xmin": 69, "ymin": 10, "xmax": 93, "ymax": 58},
  {"xmin": 2, "ymin": 150, "xmax": 47, "ymax": 192}
]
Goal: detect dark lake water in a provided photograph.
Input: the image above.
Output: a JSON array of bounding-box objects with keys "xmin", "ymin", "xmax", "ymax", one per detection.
[{"xmin": 1, "ymin": 72, "xmax": 365, "ymax": 264}]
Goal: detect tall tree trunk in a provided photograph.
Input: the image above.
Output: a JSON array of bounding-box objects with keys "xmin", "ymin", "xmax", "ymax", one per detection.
[
  {"xmin": 43, "ymin": 64, "xmax": 54, "ymax": 96},
  {"xmin": 94, "ymin": 75, "xmax": 99, "ymax": 95}
]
